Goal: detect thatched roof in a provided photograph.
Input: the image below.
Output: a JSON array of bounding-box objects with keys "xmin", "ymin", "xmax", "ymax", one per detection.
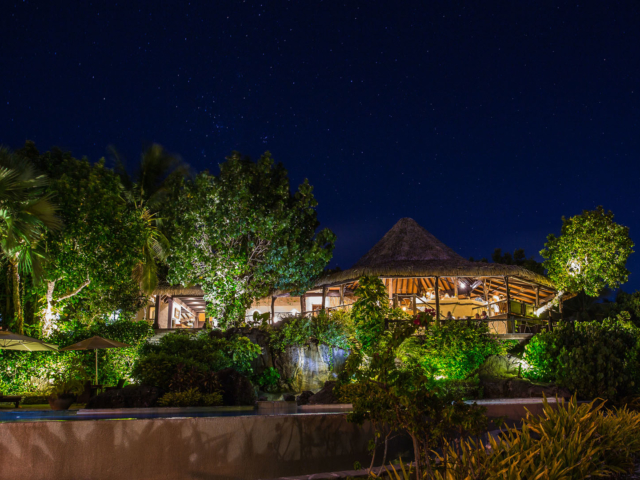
[{"xmin": 315, "ymin": 218, "xmax": 556, "ymax": 289}]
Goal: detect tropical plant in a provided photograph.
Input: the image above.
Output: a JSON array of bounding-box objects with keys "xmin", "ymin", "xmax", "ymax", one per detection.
[
  {"xmin": 267, "ymin": 310, "xmax": 352, "ymax": 352},
  {"xmin": 433, "ymin": 396, "xmax": 640, "ymax": 480},
  {"xmin": 523, "ymin": 313, "xmax": 640, "ymax": 399},
  {"xmin": 132, "ymin": 330, "xmax": 261, "ymax": 391},
  {"xmin": 541, "ymin": 206, "xmax": 634, "ymax": 297},
  {"xmin": 338, "ymin": 277, "xmax": 488, "ymax": 478},
  {"xmin": 0, "ymin": 147, "xmax": 60, "ymax": 333},
  {"xmin": 114, "ymin": 144, "xmax": 189, "ymax": 295},
  {"xmin": 15, "ymin": 144, "xmax": 150, "ymax": 334},
  {"xmin": 0, "ymin": 319, "xmax": 153, "ymax": 394},
  {"xmin": 399, "ymin": 320, "xmax": 514, "ymax": 381},
  {"xmin": 167, "ymin": 151, "xmax": 335, "ymax": 327}
]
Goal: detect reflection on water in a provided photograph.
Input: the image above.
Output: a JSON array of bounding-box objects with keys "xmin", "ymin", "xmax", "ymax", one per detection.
[{"xmin": 0, "ymin": 405, "xmax": 350, "ymax": 423}]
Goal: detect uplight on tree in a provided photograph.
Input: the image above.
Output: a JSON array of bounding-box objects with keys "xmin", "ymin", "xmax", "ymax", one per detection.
[{"xmin": 541, "ymin": 206, "xmax": 633, "ymax": 297}]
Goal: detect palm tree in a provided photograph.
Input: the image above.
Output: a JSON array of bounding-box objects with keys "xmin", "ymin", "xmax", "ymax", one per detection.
[
  {"xmin": 112, "ymin": 144, "xmax": 189, "ymax": 295},
  {"xmin": 0, "ymin": 148, "xmax": 60, "ymax": 333}
]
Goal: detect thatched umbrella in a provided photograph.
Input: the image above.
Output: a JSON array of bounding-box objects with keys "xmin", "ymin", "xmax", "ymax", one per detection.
[
  {"xmin": 60, "ymin": 336, "xmax": 131, "ymax": 384},
  {"xmin": 0, "ymin": 330, "xmax": 58, "ymax": 351}
]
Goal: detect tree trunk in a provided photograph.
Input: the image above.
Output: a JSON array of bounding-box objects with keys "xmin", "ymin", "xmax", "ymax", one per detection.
[
  {"xmin": 42, "ymin": 280, "xmax": 57, "ymax": 337},
  {"xmin": 411, "ymin": 434, "xmax": 421, "ymax": 480},
  {"xmin": 10, "ymin": 260, "xmax": 23, "ymax": 334},
  {"xmin": 5, "ymin": 267, "xmax": 12, "ymax": 326}
]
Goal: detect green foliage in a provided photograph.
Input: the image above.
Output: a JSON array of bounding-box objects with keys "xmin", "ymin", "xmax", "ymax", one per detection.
[
  {"xmin": 48, "ymin": 363, "xmax": 90, "ymax": 398},
  {"xmin": 0, "ymin": 319, "xmax": 153, "ymax": 394},
  {"xmin": 541, "ymin": 206, "xmax": 634, "ymax": 297},
  {"xmin": 256, "ymin": 366, "xmax": 280, "ymax": 388},
  {"xmin": 17, "ymin": 142, "xmax": 148, "ymax": 330},
  {"xmin": 157, "ymin": 388, "xmax": 223, "ymax": 407},
  {"xmin": 166, "ymin": 151, "xmax": 335, "ymax": 327},
  {"xmin": 338, "ymin": 284, "xmax": 488, "ymax": 477},
  {"xmin": 524, "ymin": 314, "xmax": 640, "ymax": 399},
  {"xmin": 268, "ymin": 310, "xmax": 351, "ymax": 352},
  {"xmin": 351, "ymin": 276, "xmax": 390, "ymax": 354},
  {"xmin": 433, "ymin": 396, "xmax": 640, "ymax": 480},
  {"xmin": 132, "ymin": 330, "xmax": 261, "ymax": 392},
  {"xmin": 0, "ymin": 146, "xmax": 61, "ymax": 333},
  {"xmin": 399, "ymin": 321, "xmax": 514, "ymax": 380}
]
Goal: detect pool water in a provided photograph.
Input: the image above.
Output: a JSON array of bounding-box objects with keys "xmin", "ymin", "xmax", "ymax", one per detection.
[{"xmin": 0, "ymin": 404, "xmax": 351, "ymax": 423}]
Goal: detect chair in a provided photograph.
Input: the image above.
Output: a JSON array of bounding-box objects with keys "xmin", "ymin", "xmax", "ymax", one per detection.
[
  {"xmin": 0, "ymin": 391, "xmax": 22, "ymax": 408},
  {"xmin": 105, "ymin": 379, "xmax": 125, "ymax": 392}
]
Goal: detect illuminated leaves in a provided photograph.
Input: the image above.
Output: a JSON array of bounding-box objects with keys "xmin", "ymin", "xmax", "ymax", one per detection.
[{"xmin": 541, "ymin": 206, "xmax": 634, "ymax": 296}]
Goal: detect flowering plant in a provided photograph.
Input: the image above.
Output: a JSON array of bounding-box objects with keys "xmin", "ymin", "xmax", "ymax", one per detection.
[{"xmin": 413, "ymin": 308, "xmax": 436, "ymax": 326}]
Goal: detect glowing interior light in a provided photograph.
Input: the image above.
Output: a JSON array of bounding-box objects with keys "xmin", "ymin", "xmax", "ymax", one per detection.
[
  {"xmin": 459, "ymin": 281, "xmax": 465, "ymax": 289},
  {"xmin": 402, "ymin": 306, "xmax": 407, "ymax": 311}
]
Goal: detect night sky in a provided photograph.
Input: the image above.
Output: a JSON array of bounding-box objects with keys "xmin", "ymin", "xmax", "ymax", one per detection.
[{"xmin": 2, "ymin": 2, "xmax": 640, "ymax": 289}]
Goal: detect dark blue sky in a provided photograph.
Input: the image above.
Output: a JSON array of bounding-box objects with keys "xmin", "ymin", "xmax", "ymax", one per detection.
[{"xmin": 2, "ymin": 1, "xmax": 639, "ymax": 288}]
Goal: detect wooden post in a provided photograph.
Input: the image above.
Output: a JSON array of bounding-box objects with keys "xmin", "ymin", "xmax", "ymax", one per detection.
[
  {"xmin": 535, "ymin": 286, "xmax": 540, "ymax": 308},
  {"xmin": 153, "ymin": 295, "xmax": 160, "ymax": 329},
  {"xmin": 339, "ymin": 285, "xmax": 345, "ymax": 306},
  {"xmin": 388, "ymin": 278, "xmax": 394, "ymax": 308},
  {"xmin": 412, "ymin": 279, "xmax": 417, "ymax": 314},
  {"xmin": 321, "ymin": 286, "xmax": 327, "ymax": 312},
  {"xmin": 168, "ymin": 297, "xmax": 174, "ymax": 329},
  {"xmin": 300, "ymin": 294, "xmax": 306, "ymax": 316},
  {"xmin": 505, "ymin": 276, "xmax": 512, "ymax": 333},
  {"xmin": 454, "ymin": 277, "xmax": 458, "ymax": 299},
  {"xmin": 434, "ymin": 277, "xmax": 440, "ymax": 321},
  {"xmin": 271, "ymin": 296, "xmax": 276, "ymax": 324}
]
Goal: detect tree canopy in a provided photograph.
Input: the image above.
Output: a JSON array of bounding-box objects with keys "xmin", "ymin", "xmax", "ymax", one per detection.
[
  {"xmin": 17, "ymin": 143, "xmax": 148, "ymax": 332},
  {"xmin": 166, "ymin": 151, "xmax": 335, "ymax": 326},
  {"xmin": 541, "ymin": 206, "xmax": 634, "ymax": 297}
]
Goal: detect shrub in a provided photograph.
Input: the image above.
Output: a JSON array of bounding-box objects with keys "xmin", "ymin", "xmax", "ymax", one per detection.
[
  {"xmin": 268, "ymin": 310, "xmax": 351, "ymax": 352},
  {"xmin": 157, "ymin": 388, "xmax": 223, "ymax": 407},
  {"xmin": 0, "ymin": 319, "xmax": 153, "ymax": 394},
  {"xmin": 399, "ymin": 321, "xmax": 514, "ymax": 380},
  {"xmin": 524, "ymin": 314, "xmax": 640, "ymax": 399},
  {"xmin": 132, "ymin": 330, "xmax": 261, "ymax": 395},
  {"xmin": 434, "ymin": 396, "xmax": 640, "ymax": 480}
]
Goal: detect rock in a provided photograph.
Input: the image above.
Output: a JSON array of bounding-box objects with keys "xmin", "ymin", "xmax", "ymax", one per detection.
[
  {"xmin": 86, "ymin": 385, "xmax": 163, "ymax": 409},
  {"xmin": 307, "ymin": 381, "xmax": 340, "ymax": 405},
  {"xmin": 275, "ymin": 344, "xmax": 349, "ymax": 392},
  {"xmin": 478, "ymin": 355, "xmax": 524, "ymax": 378},
  {"xmin": 480, "ymin": 377, "xmax": 571, "ymax": 399},
  {"xmin": 216, "ymin": 368, "xmax": 256, "ymax": 406},
  {"xmin": 296, "ymin": 390, "xmax": 314, "ymax": 406},
  {"xmin": 282, "ymin": 393, "xmax": 296, "ymax": 402}
]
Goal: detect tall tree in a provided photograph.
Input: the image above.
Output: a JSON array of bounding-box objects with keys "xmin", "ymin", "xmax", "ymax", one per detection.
[
  {"xmin": 17, "ymin": 143, "xmax": 147, "ymax": 335},
  {"xmin": 167, "ymin": 151, "xmax": 335, "ymax": 327},
  {"xmin": 114, "ymin": 144, "xmax": 188, "ymax": 295},
  {"xmin": 0, "ymin": 147, "xmax": 60, "ymax": 333},
  {"xmin": 541, "ymin": 206, "xmax": 634, "ymax": 297}
]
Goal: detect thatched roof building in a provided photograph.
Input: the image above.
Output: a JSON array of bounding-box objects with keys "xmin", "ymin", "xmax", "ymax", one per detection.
[
  {"xmin": 311, "ymin": 218, "xmax": 559, "ymax": 320},
  {"xmin": 316, "ymin": 218, "xmax": 554, "ymax": 288}
]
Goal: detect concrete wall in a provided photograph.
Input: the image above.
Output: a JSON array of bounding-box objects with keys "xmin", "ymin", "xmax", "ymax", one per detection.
[{"xmin": 0, "ymin": 413, "xmax": 391, "ymax": 480}]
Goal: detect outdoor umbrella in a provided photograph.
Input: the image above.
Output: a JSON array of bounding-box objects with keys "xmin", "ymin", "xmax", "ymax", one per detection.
[
  {"xmin": 0, "ymin": 330, "xmax": 58, "ymax": 352},
  {"xmin": 60, "ymin": 336, "xmax": 131, "ymax": 384}
]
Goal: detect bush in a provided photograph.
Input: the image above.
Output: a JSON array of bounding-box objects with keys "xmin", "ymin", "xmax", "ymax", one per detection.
[
  {"xmin": 434, "ymin": 396, "xmax": 640, "ymax": 480},
  {"xmin": 268, "ymin": 310, "xmax": 351, "ymax": 352},
  {"xmin": 399, "ymin": 321, "xmax": 515, "ymax": 380},
  {"xmin": 0, "ymin": 319, "xmax": 153, "ymax": 394},
  {"xmin": 157, "ymin": 388, "xmax": 223, "ymax": 407},
  {"xmin": 132, "ymin": 330, "xmax": 261, "ymax": 395},
  {"xmin": 524, "ymin": 314, "xmax": 640, "ymax": 399}
]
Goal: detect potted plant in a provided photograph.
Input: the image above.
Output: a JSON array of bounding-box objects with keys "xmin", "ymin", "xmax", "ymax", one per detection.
[{"xmin": 48, "ymin": 367, "xmax": 89, "ymax": 411}]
